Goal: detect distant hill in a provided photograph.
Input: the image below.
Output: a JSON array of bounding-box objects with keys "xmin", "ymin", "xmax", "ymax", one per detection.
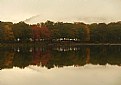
[
  {"xmin": 24, "ymin": 15, "xmax": 119, "ymax": 24},
  {"xmin": 24, "ymin": 15, "xmax": 80, "ymax": 24}
]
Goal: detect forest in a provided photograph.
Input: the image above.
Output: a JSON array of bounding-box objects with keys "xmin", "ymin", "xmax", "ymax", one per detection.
[{"xmin": 0, "ymin": 20, "xmax": 121, "ymax": 43}]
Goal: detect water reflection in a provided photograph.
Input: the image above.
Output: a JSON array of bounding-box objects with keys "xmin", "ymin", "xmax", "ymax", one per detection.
[
  {"xmin": 0, "ymin": 46, "xmax": 121, "ymax": 70},
  {"xmin": 0, "ymin": 65, "xmax": 121, "ymax": 85}
]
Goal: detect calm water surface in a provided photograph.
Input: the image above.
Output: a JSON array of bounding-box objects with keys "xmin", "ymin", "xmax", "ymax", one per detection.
[{"xmin": 0, "ymin": 46, "xmax": 121, "ymax": 85}]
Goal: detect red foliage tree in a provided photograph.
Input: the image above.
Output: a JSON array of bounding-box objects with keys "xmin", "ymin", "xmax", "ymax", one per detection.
[
  {"xmin": 31, "ymin": 25, "xmax": 41, "ymax": 41},
  {"xmin": 31, "ymin": 25, "xmax": 51, "ymax": 41},
  {"xmin": 39, "ymin": 25, "xmax": 51, "ymax": 39}
]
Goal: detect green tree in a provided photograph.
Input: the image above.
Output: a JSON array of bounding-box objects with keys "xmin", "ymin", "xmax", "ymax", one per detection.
[{"xmin": 12, "ymin": 22, "xmax": 32, "ymax": 42}]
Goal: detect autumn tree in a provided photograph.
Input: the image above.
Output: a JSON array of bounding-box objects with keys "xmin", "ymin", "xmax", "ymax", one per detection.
[
  {"xmin": 3, "ymin": 22, "xmax": 15, "ymax": 42},
  {"xmin": 39, "ymin": 25, "xmax": 51, "ymax": 40},
  {"xmin": 31, "ymin": 25, "xmax": 41, "ymax": 41}
]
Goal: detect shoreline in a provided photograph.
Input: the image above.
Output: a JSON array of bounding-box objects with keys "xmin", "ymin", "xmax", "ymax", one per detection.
[{"xmin": 1, "ymin": 42, "xmax": 121, "ymax": 47}]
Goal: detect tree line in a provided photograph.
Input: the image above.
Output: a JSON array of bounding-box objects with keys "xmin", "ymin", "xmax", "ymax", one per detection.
[{"xmin": 0, "ymin": 20, "xmax": 121, "ymax": 43}]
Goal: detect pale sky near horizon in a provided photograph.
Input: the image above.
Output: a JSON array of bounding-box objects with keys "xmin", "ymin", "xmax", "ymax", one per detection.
[{"xmin": 0, "ymin": 0, "xmax": 121, "ymax": 24}]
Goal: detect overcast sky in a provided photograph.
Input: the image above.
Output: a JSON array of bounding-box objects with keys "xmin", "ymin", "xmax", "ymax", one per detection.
[{"xmin": 0, "ymin": 0, "xmax": 121, "ymax": 23}]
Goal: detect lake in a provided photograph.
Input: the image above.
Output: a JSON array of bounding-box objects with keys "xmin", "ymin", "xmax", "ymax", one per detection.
[{"xmin": 0, "ymin": 45, "xmax": 121, "ymax": 85}]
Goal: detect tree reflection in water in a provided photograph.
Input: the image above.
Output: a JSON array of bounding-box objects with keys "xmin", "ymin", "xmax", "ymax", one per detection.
[{"xmin": 0, "ymin": 46, "xmax": 121, "ymax": 70}]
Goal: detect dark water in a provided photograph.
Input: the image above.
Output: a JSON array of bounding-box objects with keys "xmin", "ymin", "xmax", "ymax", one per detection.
[{"xmin": 0, "ymin": 46, "xmax": 121, "ymax": 85}]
